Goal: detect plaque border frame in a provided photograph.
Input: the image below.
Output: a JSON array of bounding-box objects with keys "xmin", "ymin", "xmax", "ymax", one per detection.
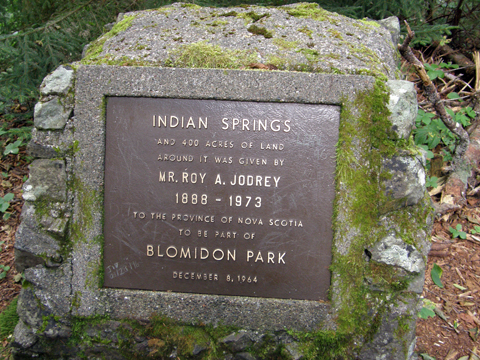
[{"xmin": 72, "ymin": 66, "xmax": 376, "ymax": 331}]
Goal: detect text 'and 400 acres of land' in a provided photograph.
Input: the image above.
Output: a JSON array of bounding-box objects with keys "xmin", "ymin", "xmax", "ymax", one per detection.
[{"xmin": 103, "ymin": 97, "xmax": 340, "ymax": 300}]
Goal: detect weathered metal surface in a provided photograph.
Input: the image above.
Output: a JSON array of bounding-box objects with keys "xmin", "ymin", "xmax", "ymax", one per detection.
[{"xmin": 104, "ymin": 97, "xmax": 339, "ymax": 300}]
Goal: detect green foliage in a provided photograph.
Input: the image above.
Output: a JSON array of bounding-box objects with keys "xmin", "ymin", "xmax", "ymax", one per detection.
[
  {"xmin": 0, "ymin": 264, "xmax": 10, "ymax": 279},
  {"xmin": 418, "ymin": 299, "xmax": 437, "ymax": 319},
  {"xmin": 420, "ymin": 353, "xmax": 437, "ymax": 360},
  {"xmin": 446, "ymin": 106, "xmax": 476, "ymax": 127},
  {"xmin": 425, "ymin": 176, "xmax": 438, "ymax": 188},
  {"xmin": 0, "ymin": 193, "xmax": 14, "ymax": 213},
  {"xmin": 418, "ymin": 307, "xmax": 436, "ymax": 319},
  {"xmin": 424, "ymin": 62, "xmax": 459, "ymax": 80},
  {"xmin": 431, "ymin": 263, "xmax": 444, "ymax": 288},
  {"xmin": 3, "ymin": 137, "xmax": 23, "ymax": 156},
  {"xmin": 0, "ymin": 239, "xmax": 11, "ymax": 280},
  {"xmin": 414, "ymin": 109, "xmax": 457, "ymax": 163},
  {"xmin": 315, "ymin": 0, "xmax": 478, "ymax": 47},
  {"xmin": 471, "ymin": 225, "xmax": 480, "ymax": 234},
  {"xmin": 0, "ymin": 0, "xmax": 173, "ymax": 116},
  {"xmin": 0, "ymin": 298, "xmax": 19, "ymax": 338},
  {"xmin": 449, "ymin": 223, "xmax": 467, "ymax": 239}
]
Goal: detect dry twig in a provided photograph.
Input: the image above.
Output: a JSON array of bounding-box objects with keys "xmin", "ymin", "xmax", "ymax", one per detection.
[{"xmin": 398, "ymin": 22, "xmax": 470, "ymax": 169}]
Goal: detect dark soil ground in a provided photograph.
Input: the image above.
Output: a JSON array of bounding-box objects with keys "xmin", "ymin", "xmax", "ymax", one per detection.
[{"xmin": 415, "ymin": 197, "xmax": 480, "ymax": 359}]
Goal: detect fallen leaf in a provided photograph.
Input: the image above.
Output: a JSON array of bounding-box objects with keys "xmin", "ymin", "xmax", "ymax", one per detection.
[
  {"xmin": 453, "ymin": 283, "xmax": 468, "ymax": 291},
  {"xmin": 441, "ymin": 194, "xmax": 455, "ymax": 204},
  {"xmin": 467, "ymin": 213, "xmax": 480, "ymax": 225},
  {"xmin": 466, "ymin": 279, "xmax": 478, "ymax": 290},
  {"xmin": 459, "ymin": 313, "xmax": 476, "ymax": 326},
  {"xmin": 442, "ymin": 213, "xmax": 452, "ymax": 222},
  {"xmin": 248, "ymin": 63, "xmax": 278, "ymax": 70},
  {"xmin": 429, "ymin": 184, "xmax": 445, "ymax": 196},
  {"xmin": 419, "ymin": 307, "xmax": 436, "ymax": 319},
  {"xmin": 434, "ymin": 307, "xmax": 449, "ymax": 321},
  {"xmin": 467, "ymin": 311, "xmax": 480, "ymax": 326},
  {"xmin": 444, "ymin": 349, "xmax": 458, "ymax": 360},
  {"xmin": 470, "ymin": 346, "xmax": 479, "ymax": 359},
  {"xmin": 431, "ymin": 263, "xmax": 444, "ymax": 288},
  {"xmin": 420, "ymin": 354, "xmax": 436, "ymax": 360}
]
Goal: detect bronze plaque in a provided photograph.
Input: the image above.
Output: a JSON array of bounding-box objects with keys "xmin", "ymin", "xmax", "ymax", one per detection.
[{"xmin": 104, "ymin": 97, "xmax": 339, "ymax": 300}]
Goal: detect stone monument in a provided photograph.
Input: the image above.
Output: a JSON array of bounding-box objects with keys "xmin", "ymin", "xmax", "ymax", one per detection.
[{"xmin": 13, "ymin": 3, "xmax": 432, "ymax": 359}]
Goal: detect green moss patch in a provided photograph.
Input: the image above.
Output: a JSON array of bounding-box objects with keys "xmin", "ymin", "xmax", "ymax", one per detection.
[
  {"xmin": 169, "ymin": 41, "xmax": 258, "ymax": 69},
  {"xmin": 82, "ymin": 15, "xmax": 136, "ymax": 64},
  {"xmin": 298, "ymin": 25, "xmax": 313, "ymax": 38},
  {"xmin": 272, "ymin": 38, "xmax": 298, "ymax": 50},
  {"xmin": 70, "ymin": 178, "xmax": 102, "ymax": 245},
  {"xmin": 247, "ymin": 24, "xmax": 273, "ymax": 38},
  {"xmin": 328, "ymin": 78, "xmax": 430, "ymax": 355},
  {"xmin": 237, "ymin": 10, "xmax": 270, "ymax": 23},
  {"xmin": 0, "ymin": 298, "xmax": 19, "ymax": 339},
  {"xmin": 285, "ymin": 3, "xmax": 333, "ymax": 22}
]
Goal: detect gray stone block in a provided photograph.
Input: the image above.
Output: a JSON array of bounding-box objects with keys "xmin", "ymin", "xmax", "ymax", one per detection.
[
  {"xmin": 40, "ymin": 65, "xmax": 75, "ymax": 96},
  {"xmin": 387, "ymin": 80, "xmax": 418, "ymax": 139},
  {"xmin": 220, "ymin": 331, "xmax": 253, "ymax": 352},
  {"xmin": 84, "ymin": 3, "xmax": 398, "ymax": 79},
  {"xmin": 16, "ymin": 287, "xmax": 47, "ymax": 330},
  {"xmin": 23, "ymin": 263, "xmax": 73, "ymax": 317},
  {"xmin": 12, "ymin": 320, "xmax": 38, "ymax": 349},
  {"xmin": 358, "ymin": 297, "xmax": 419, "ymax": 360},
  {"xmin": 22, "ymin": 159, "xmax": 67, "ymax": 202},
  {"xmin": 368, "ymin": 234, "xmax": 424, "ymax": 274},
  {"xmin": 14, "ymin": 203, "xmax": 62, "ymax": 272},
  {"xmin": 34, "ymin": 98, "xmax": 72, "ymax": 130},
  {"xmin": 27, "ymin": 121, "xmax": 74, "ymax": 159},
  {"xmin": 285, "ymin": 343, "xmax": 305, "ymax": 360},
  {"xmin": 378, "ymin": 16, "xmax": 401, "ymax": 45},
  {"xmin": 382, "ymin": 153, "xmax": 426, "ymax": 212},
  {"xmin": 235, "ymin": 353, "xmax": 257, "ymax": 360}
]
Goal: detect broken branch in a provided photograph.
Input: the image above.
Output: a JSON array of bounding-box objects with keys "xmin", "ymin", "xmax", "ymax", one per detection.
[{"xmin": 398, "ymin": 22, "xmax": 470, "ymax": 169}]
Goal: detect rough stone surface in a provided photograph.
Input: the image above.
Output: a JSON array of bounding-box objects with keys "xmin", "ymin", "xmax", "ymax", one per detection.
[
  {"xmin": 12, "ymin": 321, "xmax": 38, "ymax": 350},
  {"xmin": 358, "ymin": 297, "xmax": 419, "ymax": 360},
  {"xmin": 23, "ymin": 263, "xmax": 73, "ymax": 317},
  {"xmin": 12, "ymin": 4, "xmax": 431, "ymax": 358},
  {"xmin": 235, "ymin": 353, "xmax": 257, "ymax": 360},
  {"xmin": 382, "ymin": 153, "xmax": 426, "ymax": 212},
  {"xmin": 22, "ymin": 159, "xmax": 67, "ymax": 202},
  {"xmin": 193, "ymin": 344, "xmax": 208, "ymax": 356},
  {"xmin": 85, "ymin": 3, "xmax": 398, "ymax": 79},
  {"xmin": 40, "ymin": 65, "xmax": 75, "ymax": 96},
  {"xmin": 285, "ymin": 343, "xmax": 305, "ymax": 360},
  {"xmin": 387, "ymin": 80, "xmax": 417, "ymax": 139},
  {"xmin": 34, "ymin": 97, "xmax": 72, "ymax": 130},
  {"xmin": 368, "ymin": 234, "xmax": 424, "ymax": 273},
  {"xmin": 14, "ymin": 203, "xmax": 62, "ymax": 272},
  {"xmin": 377, "ymin": 16, "xmax": 401, "ymax": 45},
  {"xmin": 27, "ymin": 120, "xmax": 74, "ymax": 158},
  {"xmin": 220, "ymin": 331, "xmax": 253, "ymax": 352}
]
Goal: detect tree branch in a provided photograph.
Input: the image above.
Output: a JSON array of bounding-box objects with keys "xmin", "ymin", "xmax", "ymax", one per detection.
[
  {"xmin": 0, "ymin": 0, "xmax": 97, "ymax": 41},
  {"xmin": 398, "ymin": 21, "xmax": 470, "ymax": 169}
]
